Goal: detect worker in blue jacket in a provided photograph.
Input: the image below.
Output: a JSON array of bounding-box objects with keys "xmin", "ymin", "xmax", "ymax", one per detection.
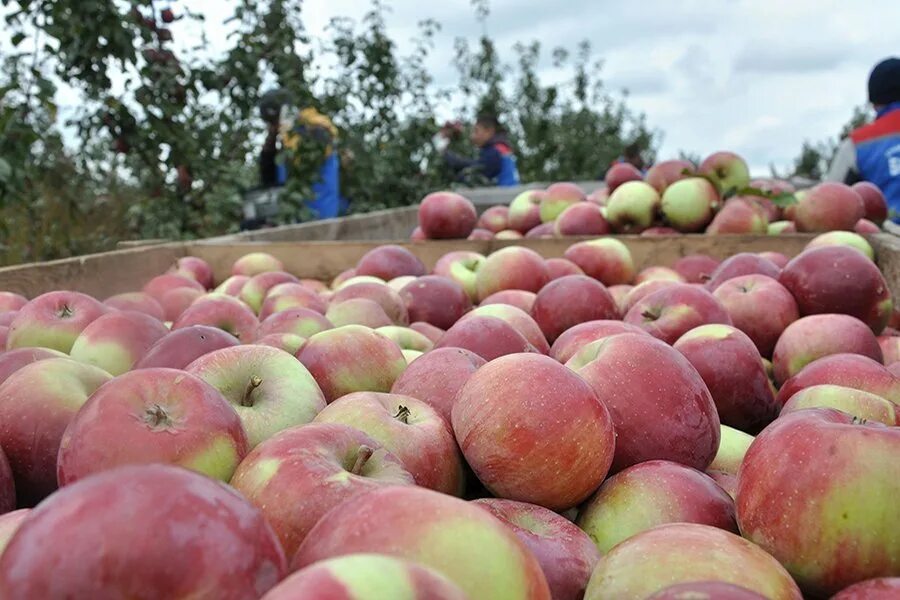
[
  {"xmin": 258, "ymin": 88, "xmax": 345, "ymax": 220},
  {"xmin": 827, "ymin": 57, "xmax": 900, "ymax": 217},
  {"xmin": 440, "ymin": 114, "xmax": 520, "ymax": 186}
]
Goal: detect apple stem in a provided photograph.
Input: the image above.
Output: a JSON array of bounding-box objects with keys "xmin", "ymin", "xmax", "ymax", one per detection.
[
  {"xmin": 393, "ymin": 405, "xmax": 411, "ymax": 424},
  {"xmin": 350, "ymin": 445, "xmax": 374, "ymax": 475},
  {"xmin": 144, "ymin": 404, "xmax": 172, "ymax": 429},
  {"xmin": 641, "ymin": 308, "xmax": 660, "ymax": 321},
  {"xmin": 59, "ymin": 304, "xmax": 74, "ymax": 318},
  {"xmin": 241, "ymin": 376, "xmax": 263, "ymax": 407}
]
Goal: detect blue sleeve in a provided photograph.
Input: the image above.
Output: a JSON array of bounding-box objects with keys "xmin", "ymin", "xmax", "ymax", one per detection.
[
  {"xmin": 478, "ymin": 145, "xmax": 503, "ymax": 179},
  {"xmin": 443, "ymin": 150, "xmax": 479, "ymax": 171}
]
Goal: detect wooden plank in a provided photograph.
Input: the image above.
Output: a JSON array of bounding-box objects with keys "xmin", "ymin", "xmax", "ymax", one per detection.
[
  {"xmin": 871, "ymin": 233, "xmax": 900, "ymax": 301},
  {"xmin": 0, "ymin": 243, "xmax": 187, "ymax": 299},
  {"xmin": 209, "ymin": 207, "xmax": 420, "ymax": 243}
]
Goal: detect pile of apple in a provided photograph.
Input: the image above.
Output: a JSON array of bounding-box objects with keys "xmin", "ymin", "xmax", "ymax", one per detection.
[
  {"xmin": 0, "ymin": 233, "xmax": 897, "ymax": 599},
  {"xmin": 413, "ymin": 151, "xmax": 889, "ymax": 241}
]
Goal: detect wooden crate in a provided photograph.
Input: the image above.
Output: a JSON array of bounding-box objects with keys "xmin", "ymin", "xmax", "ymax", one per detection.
[{"xmin": 4, "ymin": 234, "xmax": 900, "ymax": 302}]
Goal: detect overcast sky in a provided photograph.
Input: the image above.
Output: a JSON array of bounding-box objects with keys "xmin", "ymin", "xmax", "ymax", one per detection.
[{"xmin": 44, "ymin": 0, "xmax": 900, "ymax": 175}]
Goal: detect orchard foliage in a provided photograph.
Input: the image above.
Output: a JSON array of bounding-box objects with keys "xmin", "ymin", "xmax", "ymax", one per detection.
[{"xmin": 0, "ymin": 0, "xmax": 659, "ymax": 265}]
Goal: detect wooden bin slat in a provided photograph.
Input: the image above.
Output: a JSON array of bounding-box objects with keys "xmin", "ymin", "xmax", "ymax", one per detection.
[{"xmin": 0, "ymin": 243, "xmax": 187, "ymax": 299}]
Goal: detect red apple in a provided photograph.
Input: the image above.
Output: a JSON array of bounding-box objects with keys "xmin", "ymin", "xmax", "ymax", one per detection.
[
  {"xmin": 640, "ymin": 226, "xmax": 681, "ymax": 236},
  {"xmin": 852, "ymin": 182, "xmax": 888, "ymax": 225},
  {"xmin": 331, "ymin": 268, "xmax": 358, "ymax": 289},
  {"xmin": 262, "ymin": 554, "xmax": 468, "ymax": 600},
  {"xmin": 259, "ymin": 282, "xmax": 328, "ymax": 318},
  {"xmin": 621, "ymin": 281, "xmax": 680, "ymax": 315},
  {"xmin": 257, "ymin": 307, "xmax": 332, "ymax": 339},
  {"xmin": 545, "ymin": 258, "xmax": 584, "ymax": 280},
  {"xmin": 758, "ymin": 250, "xmax": 791, "ymax": 268},
  {"xmin": 292, "ymin": 485, "xmax": 552, "ymax": 600},
  {"xmin": 706, "ymin": 197, "xmax": 768, "ymax": 234},
  {"xmin": 605, "ymin": 181, "xmax": 660, "ymax": 233},
  {"xmin": 454, "ymin": 353, "xmax": 615, "ymax": 510},
  {"xmin": 607, "ymin": 284, "xmax": 632, "ymax": 315},
  {"xmin": 314, "ymin": 391, "xmax": 463, "ymax": 495},
  {"xmin": 239, "ymin": 271, "xmax": 300, "ymax": 314},
  {"xmin": 508, "ymin": 190, "xmax": 544, "ymax": 233},
  {"xmin": 433, "ymin": 250, "xmax": 485, "ymax": 302},
  {"xmin": 0, "ymin": 464, "xmax": 286, "ymax": 598},
  {"xmin": 475, "ymin": 246, "xmax": 550, "ymax": 302},
  {"xmin": 409, "ymin": 321, "xmax": 445, "ymax": 344},
  {"xmin": 776, "ymin": 353, "xmax": 900, "ymax": 406},
  {"xmin": 6, "ymin": 291, "xmax": 108, "ymax": 353},
  {"xmin": 564, "ymin": 238, "xmax": 636, "ymax": 286},
  {"xmin": 779, "ymin": 384, "xmax": 898, "ymax": 426},
  {"xmin": 584, "ymin": 523, "xmax": 801, "ymax": 600},
  {"xmin": 0, "ymin": 509, "xmax": 29, "ymax": 555},
  {"xmin": 525, "ymin": 222, "xmax": 556, "ymax": 238},
  {"xmin": 411, "ymin": 225, "xmax": 428, "ymax": 241},
  {"xmin": 0, "ymin": 347, "xmax": 66, "ymax": 387},
  {"xmin": 635, "ymin": 266, "xmax": 685, "ymax": 285},
  {"xmin": 855, "ymin": 218, "xmax": 882, "ymax": 234},
  {"xmin": 390, "ymin": 347, "xmax": 485, "ymax": 422},
  {"xmin": 554, "ymin": 202, "xmax": 610, "ymax": 236},
  {"xmin": 297, "ymin": 325, "xmax": 407, "ymax": 402},
  {"xmin": 68, "ymin": 310, "xmax": 168, "ymax": 376},
  {"xmin": 549, "ymin": 320, "xmax": 648, "ymax": 363},
  {"xmin": 168, "ymin": 255, "xmax": 214, "ymax": 289},
  {"xmin": 435, "ymin": 315, "xmax": 538, "ymax": 361},
  {"xmin": 604, "ymin": 162, "xmax": 643, "ymax": 192},
  {"xmin": 173, "ymin": 294, "xmax": 258, "ymax": 342},
  {"xmin": 400, "ymin": 276, "xmax": 471, "ymax": 330},
  {"xmin": 779, "ymin": 246, "xmax": 892, "ymax": 334},
  {"xmin": 57, "ymin": 368, "xmax": 249, "ymax": 484},
  {"xmin": 769, "ymin": 220, "xmax": 798, "ymax": 234},
  {"xmin": 462, "ymin": 304, "xmax": 549, "ymax": 354},
  {"xmin": 142, "ymin": 273, "xmax": 204, "ymax": 304},
  {"xmin": 705, "ymin": 253, "xmax": 781, "ymax": 292},
  {"xmin": 879, "ymin": 334, "xmax": 900, "ymax": 365},
  {"xmin": 0, "ymin": 357, "xmax": 112, "ymax": 505},
  {"xmin": 772, "ymin": 314, "xmax": 882, "ymax": 385},
  {"xmin": 831, "ymin": 578, "xmax": 900, "ymax": 600},
  {"xmin": 713, "ymin": 274, "xmax": 799, "ymax": 357},
  {"xmin": 674, "ymin": 254, "xmax": 721, "ymax": 284},
  {"xmin": 737, "ymin": 409, "xmax": 900, "ymax": 597},
  {"xmin": 577, "ymin": 460, "xmax": 738, "ymax": 553},
  {"xmin": 186, "ymin": 344, "xmax": 326, "ymax": 447},
  {"xmin": 698, "ymin": 151, "xmax": 751, "ymax": 193},
  {"xmin": 0, "ymin": 293, "xmax": 26, "ymax": 315},
  {"xmin": 674, "ymin": 324, "xmax": 778, "ymax": 432},
  {"xmin": 647, "ymin": 582, "xmax": 767, "ymax": 599},
  {"xmin": 806, "ymin": 231, "xmax": 874, "ymax": 260},
  {"xmin": 480, "ymin": 289, "xmax": 537, "ymax": 313},
  {"xmin": 356, "ymin": 245, "xmax": 426, "ymax": 280},
  {"xmin": 134, "ymin": 325, "xmax": 240, "ymax": 370},
  {"xmin": 531, "ymin": 275, "xmax": 618, "ymax": 342},
  {"xmin": 232, "ymin": 251, "xmax": 284, "ymax": 276},
  {"xmin": 794, "ymin": 182, "xmax": 864, "ymax": 232},
  {"xmin": 474, "ymin": 498, "xmax": 601, "ymax": 600},
  {"xmin": 215, "ymin": 274, "xmax": 250, "ymax": 296},
  {"xmin": 159, "ymin": 286, "xmax": 203, "ymax": 322},
  {"xmin": 660, "ymin": 177, "xmax": 719, "ymax": 232},
  {"xmin": 469, "ymin": 227, "xmax": 497, "ymax": 239},
  {"xmin": 478, "ymin": 205, "xmax": 510, "ymax": 233},
  {"xmin": 419, "ymin": 191, "xmax": 477, "ymax": 239},
  {"xmin": 624, "ymin": 283, "xmax": 732, "ymax": 345},
  {"xmin": 540, "ymin": 182, "xmax": 585, "ymax": 223},
  {"xmin": 256, "ymin": 332, "xmax": 306, "ymax": 354},
  {"xmin": 104, "ymin": 292, "xmax": 165, "ymax": 320},
  {"xmin": 230, "ymin": 422, "xmax": 414, "ymax": 557},
  {"xmin": 569, "ymin": 333, "xmax": 719, "ymax": 472},
  {"xmin": 326, "ymin": 298, "xmax": 393, "ymax": 328},
  {"xmin": 645, "ymin": 159, "xmax": 695, "ymax": 193}
]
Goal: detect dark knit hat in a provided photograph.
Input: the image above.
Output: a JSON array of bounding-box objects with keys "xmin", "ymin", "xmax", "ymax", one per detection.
[{"xmin": 868, "ymin": 57, "xmax": 900, "ymax": 105}]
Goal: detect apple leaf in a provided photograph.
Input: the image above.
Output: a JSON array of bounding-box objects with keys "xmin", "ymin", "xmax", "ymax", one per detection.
[{"xmin": 769, "ymin": 192, "xmax": 798, "ymax": 208}]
